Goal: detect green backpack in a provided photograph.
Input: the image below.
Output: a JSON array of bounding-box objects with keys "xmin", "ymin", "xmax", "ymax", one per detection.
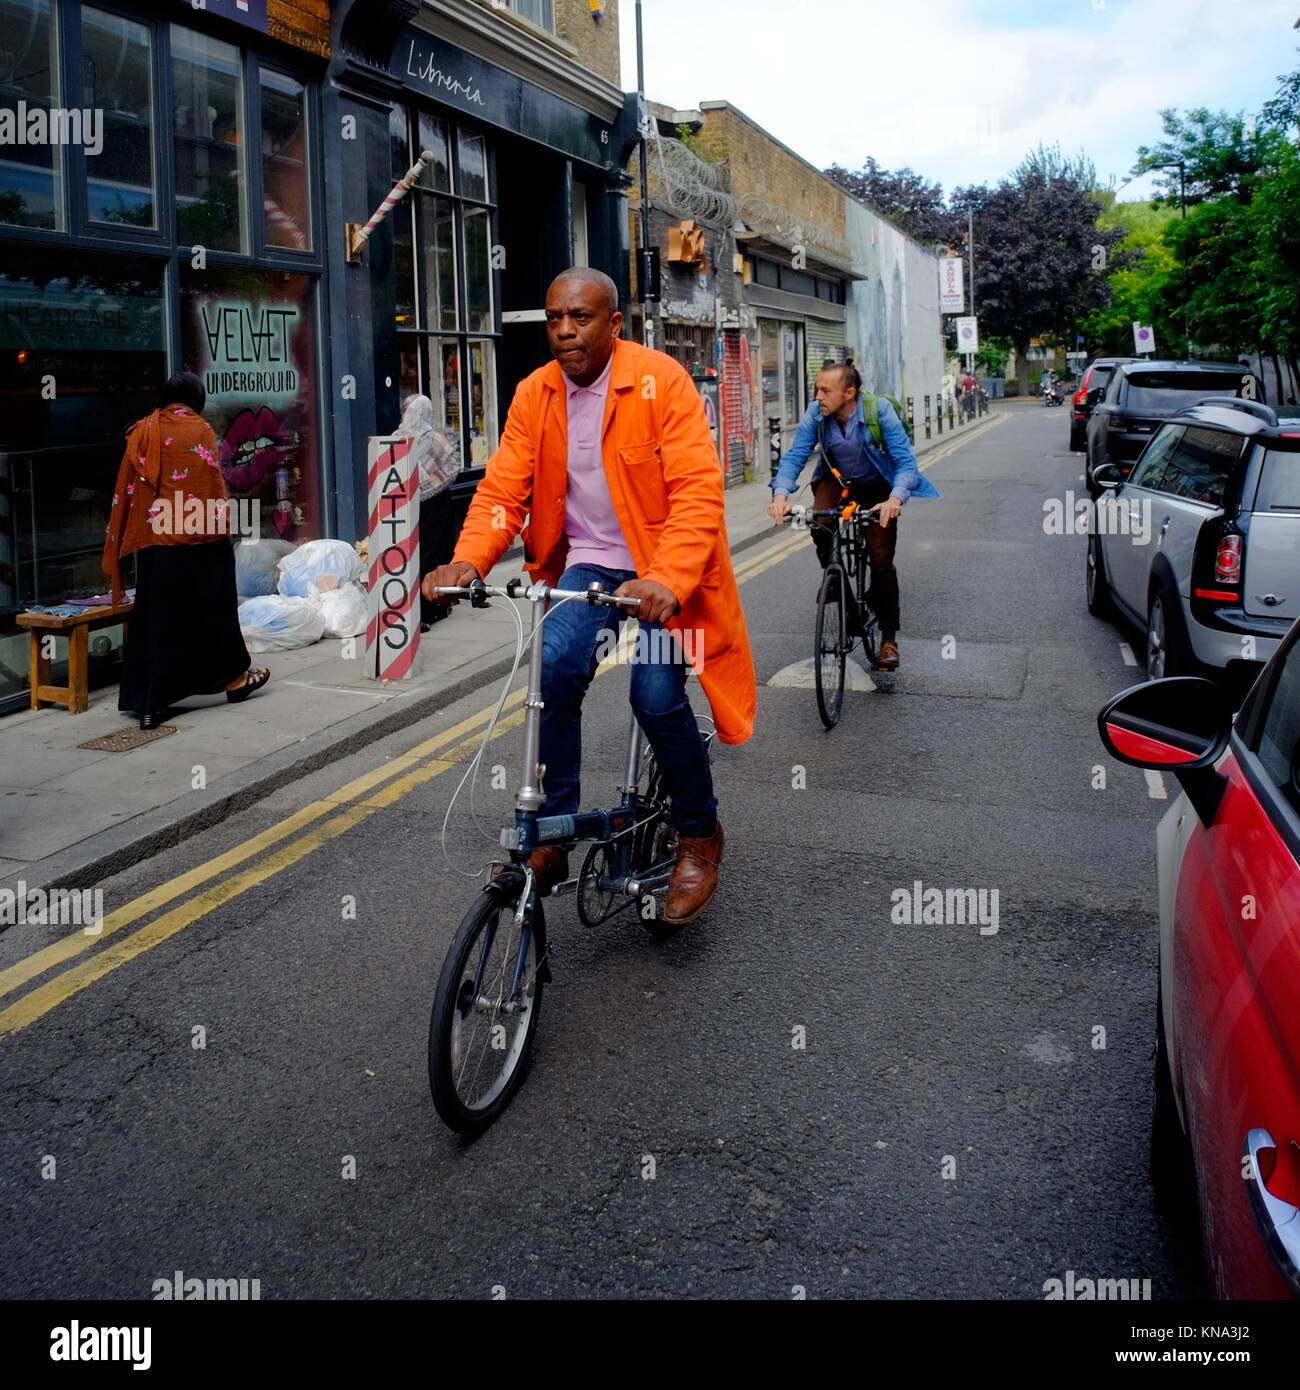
[{"xmin": 863, "ymin": 392, "xmax": 913, "ymax": 448}]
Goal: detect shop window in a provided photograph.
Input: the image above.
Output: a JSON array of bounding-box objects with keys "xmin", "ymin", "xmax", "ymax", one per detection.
[
  {"xmin": 260, "ymin": 68, "xmax": 310, "ymax": 251},
  {"xmin": 0, "ymin": 248, "xmax": 166, "ymax": 619},
  {"xmin": 420, "ymin": 195, "xmax": 458, "ymax": 331},
  {"xmin": 82, "ymin": 7, "xmax": 155, "ymax": 228},
  {"xmin": 458, "ymin": 130, "xmax": 489, "ymax": 202},
  {"xmin": 0, "ymin": 0, "xmax": 63, "ymax": 230},
  {"xmin": 393, "ymin": 111, "xmax": 499, "ymax": 466},
  {"xmin": 179, "ymin": 265, "xmax": 320, "ymax": 545},
  {"xmin": 463, "ymin": 206, "xmax": 492, "ymax": 334},
  {"xmin": 172, "ymin": 26, "xmax": 247, "ymax": 253},
  {"xmin": 416, "ymin": 112, "xmax": 452, "ymax": 192}
]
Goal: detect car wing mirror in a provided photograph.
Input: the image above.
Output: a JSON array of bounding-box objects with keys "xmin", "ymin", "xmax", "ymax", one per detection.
[
  {"xmin": 1098, "ymin": 677, "xmax": 1231, "ymax": 823},
  {"xmin": 1090, "ymin": 462, "xmax": 1125, "ymax": 490},
  {"xmin": 1087, "ymin": 387, "xmax": 1105, "ymax": 406}
]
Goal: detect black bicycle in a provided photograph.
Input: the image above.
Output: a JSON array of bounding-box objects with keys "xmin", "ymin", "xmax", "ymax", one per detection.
[{"xmin": 783, "ymin": 504, "xmax": 886, "ymax": 727}]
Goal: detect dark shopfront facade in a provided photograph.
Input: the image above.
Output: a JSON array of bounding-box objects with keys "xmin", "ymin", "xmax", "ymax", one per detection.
[
  {"xmin": 0, "ymin": 0, "xmax": 331, "ymax": 714},
  {"xmin": 326, "ymin": 0, "xmax": 635, "ymax": 550},
  {"xmin": 0, "ymin": 0, "xmax": 634, "ymax": 714}
]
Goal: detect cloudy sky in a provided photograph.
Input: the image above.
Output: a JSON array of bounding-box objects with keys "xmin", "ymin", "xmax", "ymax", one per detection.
[{"xmin": 618, "ymin": 0, "xmax": 1299, "ymax": 201}]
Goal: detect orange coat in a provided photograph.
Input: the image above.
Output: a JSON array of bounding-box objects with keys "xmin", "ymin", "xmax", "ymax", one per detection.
[{"xmin": 452, "ymin": 338, "xmax": 757, "ymax": 745}]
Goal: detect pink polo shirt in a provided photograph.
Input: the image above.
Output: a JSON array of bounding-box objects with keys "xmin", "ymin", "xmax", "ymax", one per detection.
[{"xmin": 562, "ymin": 349, "xmax": 636, "ymax": 571}]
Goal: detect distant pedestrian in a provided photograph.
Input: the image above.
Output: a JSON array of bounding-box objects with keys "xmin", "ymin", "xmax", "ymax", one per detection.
[
  {"xmin": 102, "ymin": 371, "xmax": 268, "ymax": 730},
  {"xmin": 399, "ymin": 393, "xmax": 462, "ymax": 629}
]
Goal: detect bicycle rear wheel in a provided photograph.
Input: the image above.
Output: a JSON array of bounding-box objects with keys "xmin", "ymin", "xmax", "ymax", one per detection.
[
  {"xmin": 815, "ymin": 568, "xmax": 847, "ymax": 728},
  {"xmin": 428, "ymin": 884, "xmax": 546, "ymax": 1134}
]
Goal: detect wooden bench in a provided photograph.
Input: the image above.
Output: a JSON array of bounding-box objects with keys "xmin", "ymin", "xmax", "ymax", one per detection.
[{"xmin": 15, "ymin": 602, "xmax": 134, "ymax": 713}]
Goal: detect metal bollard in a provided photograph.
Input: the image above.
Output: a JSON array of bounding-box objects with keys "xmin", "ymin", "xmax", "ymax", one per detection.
[
  {"xmin": 768, "ymin": 416, "xmax": 782, "ymax": 478},
  {"xmin": 906, "ymin": 396, "xmax": 914, "ymax": 438},
  {"xmin": 924, "ymin": 394, "xmax": 932, "ymax": 440},
  {"xmin": 948, "ymin": 396, "xmax": 955, "ymax": 431},
  {"xmin": 937, "ymin": 394, "xmax": 943, "ymax": 435}
]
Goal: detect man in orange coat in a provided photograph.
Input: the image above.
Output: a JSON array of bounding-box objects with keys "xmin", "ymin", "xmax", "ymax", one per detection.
[{"xmin": 422, "ymin": 267, "xmax": 755, "ymax": 924}]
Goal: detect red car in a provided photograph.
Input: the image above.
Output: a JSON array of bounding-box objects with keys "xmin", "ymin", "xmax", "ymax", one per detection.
[{"xmin": 1099, "ymin": 631, "xmax": 1300, "ymax": 1299}]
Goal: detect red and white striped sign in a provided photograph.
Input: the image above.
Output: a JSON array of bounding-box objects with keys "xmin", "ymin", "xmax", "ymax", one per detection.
[{"xmin": 365, "ymin": 436, "xmax": 422, "ymax": 681}]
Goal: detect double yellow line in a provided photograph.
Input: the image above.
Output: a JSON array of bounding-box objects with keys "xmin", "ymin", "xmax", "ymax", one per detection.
[{"xmin": 0, "ymin": 415, "xmax": 1001, "ymax": 1040}]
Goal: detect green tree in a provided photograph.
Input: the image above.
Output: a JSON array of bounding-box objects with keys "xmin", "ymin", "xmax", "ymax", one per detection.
[{"xmin": 1081, "ymin": 199, "xmax": 1179, "ymax": 357}]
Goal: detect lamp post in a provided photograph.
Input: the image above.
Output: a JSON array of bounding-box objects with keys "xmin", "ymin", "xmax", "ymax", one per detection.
[
  {"xmin": 635, "ymin": 0, "xmax": 655, "ymax": 350},
  {"xmin": 1151, "ymin": 158, "xmax": 1191, "ymax": 358}
]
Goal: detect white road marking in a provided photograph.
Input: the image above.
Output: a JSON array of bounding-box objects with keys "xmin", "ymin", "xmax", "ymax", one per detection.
[
  {"xmin": 1118, "ymin": 643, "xmax": 1138, "ymax": 667},
  {"xmin": 1144, "ymin": 770, "xmax": 1168, "ymax": 800},
  {"xmin": 767, "ymin": 657, "xmax": 876, "ymax": 691}
]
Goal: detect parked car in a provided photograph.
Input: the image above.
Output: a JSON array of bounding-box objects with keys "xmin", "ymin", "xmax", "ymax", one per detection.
[
  {"xmin": 1086, "ymin": 398, "xmax": 1300, "ymax": 691},
  {"xmin": 1070, "ymin": 356, "xmax": 1137, "ymax": 451},
  {"xmin": 1085, "ymin": 360, "xmax": 1265, "ymax": 496},
  {"xmin": 1097, "ymin": 639, "xmax": 1300, "ymax": 1299}
]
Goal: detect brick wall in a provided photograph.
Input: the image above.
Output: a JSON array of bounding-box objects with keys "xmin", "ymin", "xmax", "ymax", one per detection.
[
  {"xmin": 269, "ymin": 0, "xmax": 331, "ymax": 57},
  {"xmin": 554, "ymin": 0, "xmax": 621, "ymax": 85},
  {"xmin": 694, "ymin": 103, "xmax": 845, "ymax": 253}
]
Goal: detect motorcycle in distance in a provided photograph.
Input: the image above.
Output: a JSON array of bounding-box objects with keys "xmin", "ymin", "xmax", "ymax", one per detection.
[{"xmin": 1042, "ymin": 375, "xmax": 1065, "ymax": 407}]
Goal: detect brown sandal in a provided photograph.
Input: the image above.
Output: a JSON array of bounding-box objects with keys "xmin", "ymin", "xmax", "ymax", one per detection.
[{"xmin": 226, "ymin": 667, "xmax": 270, "ymax": 703}]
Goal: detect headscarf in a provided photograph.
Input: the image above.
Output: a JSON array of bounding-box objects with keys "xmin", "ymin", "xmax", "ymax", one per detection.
[
  {"xmin": 159, "ymin": 370, "xmax": 206, "ymax": 414},
  {"xmin": 397, "ymin": 394, "xmax": 462, "ymax": 502},
  {"xmin": 101, "ymin": 382, "xmax": 233, "ymax": 602}
]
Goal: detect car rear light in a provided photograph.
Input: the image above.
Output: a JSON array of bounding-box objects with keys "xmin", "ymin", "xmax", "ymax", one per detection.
[
  {"xmin": 1215, "ymin": 534, "xmax": 1243, "ymax": 585},
  {"xmin": 1074, "ymin": 388, "xmax": 1087, "ymax": 407},
  {"xmin": 1194, "ymin": 588, "xmax": 1240, "ymax": 601}
]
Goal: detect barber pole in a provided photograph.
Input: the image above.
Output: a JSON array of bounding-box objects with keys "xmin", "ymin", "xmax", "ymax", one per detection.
[
  {"xmin": 348, "ymin": 151, "xmax": 434, "ymax": 258},
  {"xmin": 365, "ymin": 436, "xmax": 421, "ymax": 680}
]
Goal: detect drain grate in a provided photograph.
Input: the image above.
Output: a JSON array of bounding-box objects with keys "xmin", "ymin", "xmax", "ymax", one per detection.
[{"xmin": 77, "ymin": 724, "xmax": 178, "ymax": 752}]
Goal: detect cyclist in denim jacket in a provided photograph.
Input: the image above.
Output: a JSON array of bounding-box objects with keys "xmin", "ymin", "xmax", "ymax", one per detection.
[{"xmin": 767, "ymin": 363, "xmax": 939, "ymax": 669}]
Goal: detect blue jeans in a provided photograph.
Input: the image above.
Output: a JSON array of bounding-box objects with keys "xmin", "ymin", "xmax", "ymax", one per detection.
[{"xmin": 539, "ymin": 563, "xmax": 718, "ymax": 837}]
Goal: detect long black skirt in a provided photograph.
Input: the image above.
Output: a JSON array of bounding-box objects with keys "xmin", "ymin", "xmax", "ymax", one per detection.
[{"xmin": 118, "ymin": 541, "xmax": 251, "ymax": 720}]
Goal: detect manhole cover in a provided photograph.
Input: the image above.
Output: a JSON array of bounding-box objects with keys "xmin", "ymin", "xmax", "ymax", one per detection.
[{"xmin": 77, "ymin": 724, "xmax": 178, "ymax": 752}]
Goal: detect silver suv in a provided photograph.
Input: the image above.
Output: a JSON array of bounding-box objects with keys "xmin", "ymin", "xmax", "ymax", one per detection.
[{"xmin": 1087, "ymin": 399, "xmax": 1300, "ymax": 692}]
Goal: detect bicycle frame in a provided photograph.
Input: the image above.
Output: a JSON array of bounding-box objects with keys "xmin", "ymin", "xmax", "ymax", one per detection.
[
  {"xmin": 436, "ymin": 577, "xmax": 679, "ymax": 912},
  {"xmin": 786, "ymin": 505, "xmax": 877, "ymax": 647}
]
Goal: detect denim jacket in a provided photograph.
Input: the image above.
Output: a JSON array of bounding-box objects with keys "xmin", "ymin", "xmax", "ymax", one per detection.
[{"xmin": 769, "ymin": 396, "xmax": 941, "ymax": 503}]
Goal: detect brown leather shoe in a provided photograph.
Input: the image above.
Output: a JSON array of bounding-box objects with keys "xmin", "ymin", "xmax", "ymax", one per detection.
[
  {"xmin": 492, "ymin": 846, "xmax": 569, "ymax": 894},
  {"xmin": 663, "ymin": 821, "xmax": 725, "ymax": 924},
  {"xmin": 875, "ymin": 640, "xmax": 900, "ymax": 670}
]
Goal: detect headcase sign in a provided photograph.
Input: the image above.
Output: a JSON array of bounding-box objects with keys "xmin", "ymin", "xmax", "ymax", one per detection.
[{"xmin": 394, "ymin": 28, "xmax": 615, "ymax": 169}]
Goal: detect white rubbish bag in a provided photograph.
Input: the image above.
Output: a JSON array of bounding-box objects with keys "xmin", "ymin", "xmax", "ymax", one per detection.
[
  {"xmin": 318, "ymin": 582, "xmax": 368, "ymax": 639},
  {"xmin": 276, "ymin": 539, "xmax": 366, "ymax": 598},
  {"xmin": 238, "ymin": 594, "xmax": 326, "ymax": 652}
]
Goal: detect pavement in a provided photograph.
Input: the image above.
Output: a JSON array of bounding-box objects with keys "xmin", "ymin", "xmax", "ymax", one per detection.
[{"xmin": 0, "ymin": 402, "xmax": 1004, "ymax": 898}]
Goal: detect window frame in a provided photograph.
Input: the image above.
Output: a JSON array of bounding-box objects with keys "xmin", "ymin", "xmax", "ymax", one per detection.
[{"xmin": 393, "ymin": 107, "xmax": 502, "ymax": 474}]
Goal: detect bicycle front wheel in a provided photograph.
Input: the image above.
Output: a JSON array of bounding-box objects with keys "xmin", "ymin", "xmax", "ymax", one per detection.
[
  {"xmin": 814, "ymin": 568, "xmax": 847, "ymax": 728},
  {"xmin": 428, "ymin": 886, "xmax": 545, "ymax": 1134}
]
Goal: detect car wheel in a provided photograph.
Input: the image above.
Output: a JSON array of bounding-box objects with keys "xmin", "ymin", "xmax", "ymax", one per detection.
[
  {"xmin": 1086, "ymin": 535, "xmax": 1116, "ymax": 618},
  {"xmin": 1146, "ymin": 588, "xmax": 1190, "ymax": 680}
]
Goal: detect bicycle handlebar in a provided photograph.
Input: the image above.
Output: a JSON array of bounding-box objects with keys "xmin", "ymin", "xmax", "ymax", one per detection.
[
  {"xmin": 432, "ymin": 578, "xmax": 642, "ymax": 609},
  {"xmin": 780, "ymin": 505, "xmax": 879, "ymax": 524}
]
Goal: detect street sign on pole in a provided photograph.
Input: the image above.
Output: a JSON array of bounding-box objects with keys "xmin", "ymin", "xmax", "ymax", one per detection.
[
  {"xmin": 1133, "ymin": 321, "xmax": 1156, "ymax": 355},
  {"xmin": 956, "ymin": 316, "xmax": 979, "ymax": 355},
  {"xmin": 939, "ymin": 257, "xmax": 964, "ymax": 314}
]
